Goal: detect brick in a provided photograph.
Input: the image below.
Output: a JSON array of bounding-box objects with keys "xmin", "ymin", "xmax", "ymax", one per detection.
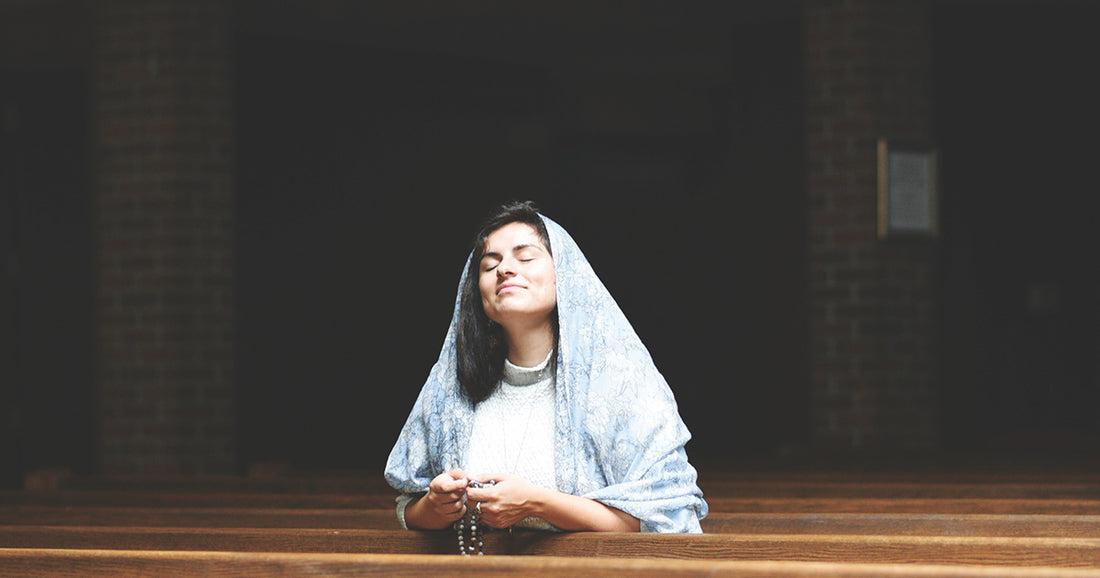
[
  {"xmin": 805, "ymin": 0, "xmax": 936, "ymax": 452},
  {"xmin": 91, "ymin": 0, "xmax": 236, "ymax": 475}
]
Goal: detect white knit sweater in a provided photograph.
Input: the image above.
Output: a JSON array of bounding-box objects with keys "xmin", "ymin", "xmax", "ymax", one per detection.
[
  {"xmin": 467, "ymin": 351, "xmax": 556, "ymax": 487},
  {"xmin": 466, "ymin": 351, "xmax": 557, "ymax": 529}
]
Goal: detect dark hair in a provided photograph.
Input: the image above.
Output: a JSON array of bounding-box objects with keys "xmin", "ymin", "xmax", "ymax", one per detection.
[{"xmin": 456, "ymin": 201, "xmax": 558, "ymax": 404}]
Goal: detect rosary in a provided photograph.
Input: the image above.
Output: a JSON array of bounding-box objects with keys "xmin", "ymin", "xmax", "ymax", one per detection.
[{"xmin": 455, "ymin": 479, "xmax": 495, "ymax": 555}]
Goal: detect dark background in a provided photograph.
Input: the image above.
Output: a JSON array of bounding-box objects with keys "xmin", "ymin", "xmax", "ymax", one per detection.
[
  {"xmin": 2, "ymin": 0, "xmax": 1098, "ymax": 478},
  {"xmin": 231, "ymin": 2, "xmax": 808, "ymax": 469}
]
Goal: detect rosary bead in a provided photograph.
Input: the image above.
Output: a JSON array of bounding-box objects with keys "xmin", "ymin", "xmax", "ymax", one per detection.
[{"xmin": 455, "ymin": 508, "xmax": 486, "ymax": 556}]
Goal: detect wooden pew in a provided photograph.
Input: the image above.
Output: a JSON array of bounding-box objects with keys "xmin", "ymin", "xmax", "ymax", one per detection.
[
  {"xmin": 44, "ymin": 473, "xmax": 396, "ymax": 495},
  {"xmin": 0, "ymin": 489, "xmax": 394, "ymax": 509},
  {"xmin": 5, "ymin": 505, "xmax": 1100, "ymax": 538},
  {"xmin": 700, "ymin": 512, "xmax": 1100, "ymax": 537},
  {"xmin": 0, "ymin": 505, "xmax": 404, "ymax": 530},
  {"xmin": 704, "ymin": 497, "xmax": 1100, "ymax": 515},
  {"xmin": 508, "ymin": 531, "xmax": 1100, "ymax": 567},
  {"xmin": 7, "ymin": 489, "xmax": 1100, "ymax": 515},
  {"xmin": 5, "ymin": 549, "xmax": 1099, "ymax": 578},
  {"xmin": 698, "ymin": 480, "xmax": 1100, "ymax": 500},
  {"xmin": 3, "ymin": 526, "xmax": 1099, "ymax": 567},
  {"xmin": 694, "ymin": 468, "xmax": 1100, "ymax": 484},
  {"xmin": 32, "ymin": 467, "xmax": 1100, "ymax": 497},
  {"xmin": 8, "ymin": 468, "xmax": 1098, "ymax": 575}
]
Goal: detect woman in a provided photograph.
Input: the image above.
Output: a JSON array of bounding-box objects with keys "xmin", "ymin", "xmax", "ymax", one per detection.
[{"xmin": 385, "ymin": 201, "xmax": 706, "ymax": 537}]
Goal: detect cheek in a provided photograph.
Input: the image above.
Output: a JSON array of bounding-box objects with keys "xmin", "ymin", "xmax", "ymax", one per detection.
[
  {"xmin": 478, "ymin": 274, "xmax": 496, "ymax": 303},
  {"xmin": 539, "ymin": 269, "xmax": 557, "ymax": 303}
]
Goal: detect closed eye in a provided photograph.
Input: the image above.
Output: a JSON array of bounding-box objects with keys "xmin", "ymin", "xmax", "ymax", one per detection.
[
  {"xmin": 481, "ymin": 254, "xmax": 501, "ymax": 272},
  {"xmin": 515, "ymin": 246, "xmax": 543, "ymax": 261}
]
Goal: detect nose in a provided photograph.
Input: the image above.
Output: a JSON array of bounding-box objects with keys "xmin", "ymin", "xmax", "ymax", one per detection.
[{"xmin": 496, "ymin": 257, "xmax": 517, "ymax": 278}]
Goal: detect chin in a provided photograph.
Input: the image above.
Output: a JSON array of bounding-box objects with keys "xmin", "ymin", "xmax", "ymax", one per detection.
[{"xmin": 496, "ymin": 306, "xmax": 555, "ymax": 324}]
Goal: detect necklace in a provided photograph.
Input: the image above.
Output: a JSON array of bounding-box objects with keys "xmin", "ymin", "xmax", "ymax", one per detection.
[
  {"xmin": 504, "ymin": 392, "xmax": 537, "ymax": 474},
  {"xmin": 500, "ymin": 352, "xmax": 552, "ymax": 474}
]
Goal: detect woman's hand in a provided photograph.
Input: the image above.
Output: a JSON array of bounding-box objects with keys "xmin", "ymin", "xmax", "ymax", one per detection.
[
  {"xmin": 465, "ymin": 473, "xmax": 541, "ymax": 529},
  {"xmin": 404, "ymin": 469, "xmax": 469, "ymax": 529},
  {"xmin": 467, "ymin": 472, "xmax": 640, "ymax": 532}
]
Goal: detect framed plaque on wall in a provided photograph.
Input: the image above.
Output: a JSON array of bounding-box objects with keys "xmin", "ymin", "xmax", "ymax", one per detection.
[{"xmin": 877, "ymin": 138, "xmax": 939, "ymax": 240}]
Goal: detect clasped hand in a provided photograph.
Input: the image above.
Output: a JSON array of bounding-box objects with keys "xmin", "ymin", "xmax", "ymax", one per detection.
[{"xmin": 425, "ymin": 469, "xmax": 538, "ymax": 529}]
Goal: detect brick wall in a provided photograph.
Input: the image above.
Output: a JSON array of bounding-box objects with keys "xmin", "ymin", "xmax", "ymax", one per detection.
[
  {"xmin": 803, "ymin": 0, "xmax": 939, "ymax": 451},
  {"xmin": 91, "ymin": 0, "xmax": 236, "ymax": 474}
]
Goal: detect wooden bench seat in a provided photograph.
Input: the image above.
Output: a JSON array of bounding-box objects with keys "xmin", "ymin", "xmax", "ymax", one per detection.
[
  {"xmin": 3, "ymin": 526, "xmax": 1099, "ymax": 567},
  {"xmin": 43, "ymin": 474, "xmax": 396, "ymax": 495},
  {"xmin": 0, "ymin": 490, "xmax": 394, "ymax": 509},
  {"xmin": 33, "ymin": 468, "xmax": 1100, "ymax": 496},
  {"xmin": 698, "ymin": 480, "xmax": 1100, "ymax": 500},
  {"xmin": 7, "ymin": 490, "xmax": 1100, "ymax": 515},
  {"xmin": 700, "ymin": 512, "xmax": 1100, "ymax": 537},
  {"xmin": 6, "ymin": 469, "xmax": 1099, "ymax": 576},
  {"xmin": 0, "ymin": 505, "xmax": 404, "ymax": 530},
  {"xmin": 4, "ymin": 549, "xmax": 1099, "ymax": 578},
  {"xmin": 509, "ymin": 531, "xmax": 1100, "ymax": 567},
  {"xmin": 5, "ymin": 505, "xmax": 1100, "ymax": 538},
  {"xmin": 693, "ymin": 467, "xmax": 1100, "ymax": 484},
  {"xmin": 704, "ymin": 497, "xmax": 1100, "ymax": 515}
]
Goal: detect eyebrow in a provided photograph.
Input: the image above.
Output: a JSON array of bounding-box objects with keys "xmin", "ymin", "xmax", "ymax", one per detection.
[{"xmin": 481, "ymin": 243, "xmax": 545, "ymax": 260}]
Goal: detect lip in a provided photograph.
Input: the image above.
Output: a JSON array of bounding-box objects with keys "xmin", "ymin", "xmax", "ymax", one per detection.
[{"xmin": 496, "ymin": 282, "xmax": 525, "ymax": 295}]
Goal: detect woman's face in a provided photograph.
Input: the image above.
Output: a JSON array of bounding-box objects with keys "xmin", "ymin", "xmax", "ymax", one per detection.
[{"xmin": 478, "ymin": 222, "xmax": 556, "ymax": 328}]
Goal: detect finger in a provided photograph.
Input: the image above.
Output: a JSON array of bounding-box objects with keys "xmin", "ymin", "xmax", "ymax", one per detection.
[
  {"xmin": 444, "ymin": 500, "xmax": 467, "ymax": 516},
  {"xmin": 433, "ymin": 475, "xmax": 468, "ymax": 494},
  {"xmin": 431, "ymin": 493, "xmax": 465, "ymax": 514},
  {"xmin": 465, "ymin": 485, "xmax": 494, "ymax": 502},
  {"xmin": 427, "ymin": 490, "xmax": 456, "ymax": 506},
  {"xmin": 434, "ymin": 486, "xmax": 468, "ymax": 501}
]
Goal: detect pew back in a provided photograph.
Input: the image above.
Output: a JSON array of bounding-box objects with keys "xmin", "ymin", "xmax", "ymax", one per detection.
[{"xmin": 4, "ymin": 467, "xmax": 1100, "ymax": 575}]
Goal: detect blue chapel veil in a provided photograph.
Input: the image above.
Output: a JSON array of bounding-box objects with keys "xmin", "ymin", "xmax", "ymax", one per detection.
[{"xmin": 384, "ymin": 214, "xmax": 707, "ymax": 533}]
